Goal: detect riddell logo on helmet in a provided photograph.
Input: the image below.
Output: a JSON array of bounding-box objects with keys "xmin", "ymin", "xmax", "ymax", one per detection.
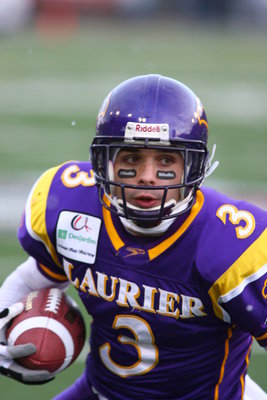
[
  {"xmin": 125, "ymin": 122, "xmax": 169, "ymax": 141},
  {"xmin": 135, "ymin": 124, "xmax": 161, "ymax": 133}
]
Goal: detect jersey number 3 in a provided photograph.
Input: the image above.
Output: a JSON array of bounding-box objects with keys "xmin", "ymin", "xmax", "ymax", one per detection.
[
  {"xmin": 216, "ymin": 204, "xmax": 255, "ymax": 239},
  {"xmin": 99, "ymin": 315, "xmax": 159, "ymax": 378}
]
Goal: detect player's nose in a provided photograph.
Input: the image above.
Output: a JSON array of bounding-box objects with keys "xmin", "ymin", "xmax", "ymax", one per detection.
[{"xmin": 137, "ymin": 159, "xmax": 157, "ymax": 185}]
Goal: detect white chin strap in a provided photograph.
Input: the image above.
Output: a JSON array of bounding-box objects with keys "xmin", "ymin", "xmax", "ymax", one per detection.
[{"xmin": 107, "ymin": 191, "xmax": 193, "ymax": 236}]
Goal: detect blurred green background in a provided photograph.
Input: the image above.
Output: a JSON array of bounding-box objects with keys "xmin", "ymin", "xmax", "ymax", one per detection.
[{"xmin": 0, "ymin": 10, "xmax": 267, "ymax": 398}]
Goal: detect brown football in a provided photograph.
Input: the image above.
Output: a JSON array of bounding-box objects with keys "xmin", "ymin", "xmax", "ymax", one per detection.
[{"xmin": 6, "ymin": 288, "xmax": 86, "ymax": 374}]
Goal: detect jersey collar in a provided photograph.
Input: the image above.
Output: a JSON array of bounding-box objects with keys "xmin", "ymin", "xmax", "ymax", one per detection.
[{"xmin": 102, "ymin": 190, "xmax": 204, "ymax": 261}]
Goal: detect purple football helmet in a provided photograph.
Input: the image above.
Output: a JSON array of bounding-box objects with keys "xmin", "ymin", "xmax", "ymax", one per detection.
[{"xmin": 90, "ymin": 74, "xmax": 212, "ymax": 228}]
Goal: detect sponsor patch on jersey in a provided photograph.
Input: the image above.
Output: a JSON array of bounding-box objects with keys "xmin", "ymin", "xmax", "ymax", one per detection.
[{"xmin": 56, "ymin": 211, "xmax": 101, "ymax": 264}]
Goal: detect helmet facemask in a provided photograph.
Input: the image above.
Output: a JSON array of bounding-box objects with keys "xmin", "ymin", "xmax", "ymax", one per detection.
[{"xmin": 91, "ymin": 136, "xmax": 209, "ymax": 233}]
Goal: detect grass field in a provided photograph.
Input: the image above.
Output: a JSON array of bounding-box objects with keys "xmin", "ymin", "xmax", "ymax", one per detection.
[{"xmin": 0, "ymin": 17, "xmax": 267, "ymax": 398}]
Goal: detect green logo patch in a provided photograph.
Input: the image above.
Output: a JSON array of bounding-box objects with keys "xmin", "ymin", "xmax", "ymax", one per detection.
[{"xmin": 58, "ymin": 229, "xmax": 67, "ymax": 239}]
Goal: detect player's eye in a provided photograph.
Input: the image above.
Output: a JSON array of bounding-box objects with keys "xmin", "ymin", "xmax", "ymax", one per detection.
[
  {"xmin": 124, "ymin": 155, "xmax": 140, "ymax": 164},
  {"xmin": 160, "ymin": 156, "xmax": 174, "ymax": 166}
]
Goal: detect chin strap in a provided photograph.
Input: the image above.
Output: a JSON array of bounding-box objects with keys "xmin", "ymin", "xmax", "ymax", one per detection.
[
  {"xmin": 119, "ymin": 214, "xmax": 176, "ymax": 236},
  {"xmin": 115, "ymin": 191, "xmax": 193, "ymax": 236}
]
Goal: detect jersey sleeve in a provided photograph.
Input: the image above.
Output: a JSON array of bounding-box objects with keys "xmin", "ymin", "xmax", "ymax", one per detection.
[
  {"xmin": 208, "ymin": 227, "xmax": 267, "ymax": 348},
  {"xmin": 18, "ymin": 164, "xmax": 69, "ymax": 284}
]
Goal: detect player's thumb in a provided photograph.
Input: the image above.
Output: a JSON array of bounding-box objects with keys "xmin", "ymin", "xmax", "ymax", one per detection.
[{"xmin": 7, "ymin": 343, "xmax": 36, "ymax": 359}]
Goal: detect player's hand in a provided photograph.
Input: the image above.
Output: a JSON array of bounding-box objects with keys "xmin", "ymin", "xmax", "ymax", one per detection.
[{"xmin": 0, "ymin": 303, "xmax": 54, "ymax": 384}]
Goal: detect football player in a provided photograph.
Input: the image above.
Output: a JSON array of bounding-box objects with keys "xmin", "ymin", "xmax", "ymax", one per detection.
[{"xmin": 0, "ymin": 74, "xmax": 267, "ymax": 399}]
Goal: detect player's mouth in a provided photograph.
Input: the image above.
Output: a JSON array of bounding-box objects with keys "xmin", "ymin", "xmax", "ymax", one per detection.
[{"xmin": 133, "ymin": 194, "xmax": 161, "ymax": 209}]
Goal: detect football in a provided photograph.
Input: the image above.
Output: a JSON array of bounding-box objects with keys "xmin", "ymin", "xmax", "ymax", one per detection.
[{"xmin": 6, "ymin": 288, "xmax": 86, "ymax": 374}]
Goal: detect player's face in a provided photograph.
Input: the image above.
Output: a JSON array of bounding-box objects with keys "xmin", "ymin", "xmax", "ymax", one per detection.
[{"xmin": 113, "ymin": 148, "xmax": 184, "ymax": 209}]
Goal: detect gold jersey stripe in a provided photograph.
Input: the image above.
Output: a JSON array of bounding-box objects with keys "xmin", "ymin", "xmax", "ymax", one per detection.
[
  {"xmin": 39, "ymin": 263, "xmax": 68, "ymax": 282},
  {"xmin": 102, "ymin": 195, "xmax": 125, "ymax": 251},
  {"xmin": 148, "ymin": 191, "xmax": 204, "ymax": 261},
  {"xmin": 209, "ymin": 228, "xmax": 267, "ymax": 321},
  {"xmin": 28, "ymin": 165, "xmax": 63, "ymax": 267},
  {"xmin": 240, "ymin": 341, "xmax": 252, "ymax": 398},
  {"xmin": 213, "ymin": 328, "xmax": 232, "ymax": 400}
]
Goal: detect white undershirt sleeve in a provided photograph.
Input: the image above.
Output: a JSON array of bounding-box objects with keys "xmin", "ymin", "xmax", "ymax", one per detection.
[{"xmin": 0, "ymin": 257, "xmax": 69, "ymax": 310}]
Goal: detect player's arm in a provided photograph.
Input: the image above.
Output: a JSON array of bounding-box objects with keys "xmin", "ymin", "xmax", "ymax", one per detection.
[
  {"xmin": 208, "ymin": 261, "xmax": 267, "ymax": 398},
  {"xmin": 0, "ymin": 164, "xmax": 74, "ymax": 383},
  {"xmin": 209, "ymin": 269, "xmax": 267, "ymax": 351},
  {"xmin": 208, "ymin": 220, "xmax": 267, "ymax": 346},
  {"xmin": 0, "ymin": 257, "xmax": 68, "ymax": 383},
  {"xmin": 0, "ymin": 257, "xmax": 68, "ymax": 310}
]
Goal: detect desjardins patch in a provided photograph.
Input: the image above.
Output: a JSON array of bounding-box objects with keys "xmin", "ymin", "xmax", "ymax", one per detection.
[{"xmin": 56, "ymin": 211, "xmax": 101, "ymax": 264}]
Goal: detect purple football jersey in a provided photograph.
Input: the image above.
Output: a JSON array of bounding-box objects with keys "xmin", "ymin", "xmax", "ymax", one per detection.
[{"xmin": 18, "ymin": 161, "xmax": 267, "ymax": 400}]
